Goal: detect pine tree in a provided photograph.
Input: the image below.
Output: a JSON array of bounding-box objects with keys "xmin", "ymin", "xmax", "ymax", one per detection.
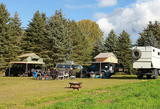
[
  {"xmin": 92, "ymin": 37, "xmax": 106, "ymax": 58},
  {"xmin": 22, "ymin": 10, "xmax": 48, "ymax": 58},
  {"xmin": 137, "ymin": 21, "xmax": 160, "ymax": 48},
  {"xmin": 47, "ymin": 10, "xmax": 73, "ymax": 64},
  {"xmin": 9, "ymin": 12, "xmax": 23, "ymax": 60},
  {"xmin": 0, "ymin": 3, "xmax": 11, "ymax": 69},
  {"xmin": 105, "ymin": 29, "xmax": 118, "ymax": 54},
  {"xmin": 116, "ymin": 30, "xmax": 132, "ymax": 74}
]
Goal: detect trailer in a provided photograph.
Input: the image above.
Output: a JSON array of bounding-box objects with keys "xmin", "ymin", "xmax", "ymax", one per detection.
[{"xmin": 132, "ymin": 46, "xmax": 160, "ymax": 79}]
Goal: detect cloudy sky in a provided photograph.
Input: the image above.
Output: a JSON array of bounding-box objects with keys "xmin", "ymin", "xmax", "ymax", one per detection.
[{"xmin": 1, "ymin": 0, "xmax": 160, "ymax": 43}]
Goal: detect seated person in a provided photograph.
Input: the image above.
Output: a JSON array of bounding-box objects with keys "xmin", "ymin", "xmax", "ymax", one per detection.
[
  {"xmin": 33, "ymin": 70, "xmax": 37, "ymax": 79},
  {"xmin": 50, "ymin": 68, "xmax": 57, "ymax": 80}
]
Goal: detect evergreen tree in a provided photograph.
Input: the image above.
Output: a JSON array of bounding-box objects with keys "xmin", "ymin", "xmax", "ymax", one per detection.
[
  {"xmin": 69, "ymin": 20, "xmax": 91, "ymax": 64},
  {"xmin": 47, "ymin": 10, "xmax": 73, "ymax": 64},
  {"xmin": 9, "ymin": 12, "xmax": 23, "ymax": 60},
  {"xmin": 0, "ymin": 3, "xmax": 11, "ymax": 69},
  {"xmin": 92, "ymin": 37, "xmax": 107, "ymax": 58},
  {"xmin": 116, "ymin": 30, "xmax": 132, "ymax": 74},
  {"xmin": 22, "ymin": 10, "xmax": 48, "ymax": 59},
  {"xmin": 137, "ymin": 21, "xmax": 160, "ymax": 48},
  {"xmin": 105, "ymin": 29, "xmax": 118, "ymax": 54}
]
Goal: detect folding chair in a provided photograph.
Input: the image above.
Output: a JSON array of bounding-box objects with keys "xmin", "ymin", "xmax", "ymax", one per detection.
[{"xmin": 57, "ymin": 70, "xmax": 65, "ymax": 80}]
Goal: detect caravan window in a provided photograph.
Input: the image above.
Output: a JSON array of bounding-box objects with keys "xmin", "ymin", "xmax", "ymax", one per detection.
[{"xmin": 153, "ymin": 49, "xmax": 155, "ymax": 52}]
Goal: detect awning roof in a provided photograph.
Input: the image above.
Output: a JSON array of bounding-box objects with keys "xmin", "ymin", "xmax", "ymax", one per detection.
[
  {"xmin": 18, "ymin": 53, "xmax": 39, "ymax": 58},
  {"xmin": 9, "ymin": 61, "xmax": 45, "ymax": 64},
  {"xmin": 94, "ymin": 53, "xmax": 117, "ymax": 59}
]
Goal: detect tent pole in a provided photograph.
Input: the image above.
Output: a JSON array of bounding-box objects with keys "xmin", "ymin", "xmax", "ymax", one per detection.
[
  {"xmin": 25, "ymin": 63, "xmax": 28, "ymax": 74},
  {"xmin": 100, "ymin": 62, "xmax": 101, "ymax": 74},
  {"xmin": 81, "ymin": 62, "xmax": 83, "ymax": 78}
]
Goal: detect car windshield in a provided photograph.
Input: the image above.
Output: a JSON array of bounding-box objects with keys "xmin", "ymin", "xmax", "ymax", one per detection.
[{"xmin": 57, "ymin": 64, "xmax": 70, "ymax": 68}]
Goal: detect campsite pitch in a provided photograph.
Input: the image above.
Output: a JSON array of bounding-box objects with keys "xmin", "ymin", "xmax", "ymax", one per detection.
[{"xmin": 0, "ymin": 75, "xmax": 145, "ymax": 108}]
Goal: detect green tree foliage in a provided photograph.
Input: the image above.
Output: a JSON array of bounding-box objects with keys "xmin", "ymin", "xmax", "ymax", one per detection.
[
  {"xmin": 137, "ymin": 21, "xmax": 160, "ymax": 48},
  {"xmin": 0, "ymin": 3, "xmax": 22, "ymax": 69},
  {"xmin": 105, "ymin": 29, "xmax": 118, "ymax": 54},
  {"xmin": 22, "ymin": 11, "xmax": 48, "ymax": 59},
  {"xmin": 92, "ymin": 37, "xmax": 107, "ymax": 58},
  {"xmin": 9, "ymin": 12, "xmax": 23, "ymax": 60},
  {"xmin": 77, "ymin": 19, "xmax": 104, "ymax": 56},
  {"xmin": 116, "ymin": 30, "xmax": 132, "ymax": 74},
  {"xmin": 47, "ymin": 10, "xmax": 73, "ymax": 64},
  {"xmin": 69, "ymin": 20, "xmax": 92, "ymax": 64},
  {"xmin": 0, "ymin": 3, "xmax": 12, "ymax": 69}
]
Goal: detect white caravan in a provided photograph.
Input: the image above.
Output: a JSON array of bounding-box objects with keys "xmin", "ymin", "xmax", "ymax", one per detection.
[{"xmin": 132, "ymin": 46, "xmax": 160, "ymax": 79}]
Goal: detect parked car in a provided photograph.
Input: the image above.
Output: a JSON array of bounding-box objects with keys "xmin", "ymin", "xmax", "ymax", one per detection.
[
  {"xmin": 55, "ymin": 61, "xmax": 82, "ymax": 77},
  {"xmin": 82, "ymin": 62, "xmax": 123, "ymax": 78}
]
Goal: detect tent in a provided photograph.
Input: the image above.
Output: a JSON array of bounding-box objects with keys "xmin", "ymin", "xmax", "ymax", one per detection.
[{"xmin": 7, "ymin": 53, "xmax": 45, "ymax": 76}]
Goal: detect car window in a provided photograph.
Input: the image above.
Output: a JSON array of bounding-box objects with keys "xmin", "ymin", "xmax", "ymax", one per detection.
[
  {"xmin": 57, "ymin": 64, "xmax": 63, "ymax": 68},
  {"xmin": 64, "ymin": 65, "xmax": 70, "ymax": 68}
]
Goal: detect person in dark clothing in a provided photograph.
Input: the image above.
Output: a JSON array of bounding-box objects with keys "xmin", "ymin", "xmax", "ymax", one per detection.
[
  {"xmin": 50, "ymin": 68, "xmax": 57, "ymax": 80},
  {"xmin": 69, "ymin": 68, "xmax": 73, "ymax": 77}
]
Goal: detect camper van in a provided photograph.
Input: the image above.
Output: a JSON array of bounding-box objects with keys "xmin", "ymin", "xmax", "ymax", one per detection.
[{"xmin": 132, "ymin": 46, "xmax": 160, "ymax": 79}]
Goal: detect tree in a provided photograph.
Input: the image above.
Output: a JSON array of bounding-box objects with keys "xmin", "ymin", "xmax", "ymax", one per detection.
[
  {"xmin": 69, "ymin": 20, "xmax": 92, "ymax": 63},
  {"xmin": 116, "ymin": 30, "xmax": 132, "ymax": 74},
  {"xmin": 46, "ymin": 10, "xmax": 73, "ymax": 64},
  {"xmin": 22, "ymin": 10, "xmax": 48, "ymax": 59},
  {"xmin": 9, "ymin": 12, "xmax": 23, "ymax": 60},
  {"xmin": 77, "ymin": 19, "xmax": 104, "ymax": 56},
  {"xmin": 92, "ymin": 37, "xmax": 107, "ymax": 58},
  {"xmin": 0, "ymin": 3, "xmax": 11, "ymax": 69},
  {"xmin": 105, "ymin": 29, "xmax": 118, "ymax": 54},
  {"xmin": 137, "ymin": 21, "xmax": 160, "ymax": 48}
]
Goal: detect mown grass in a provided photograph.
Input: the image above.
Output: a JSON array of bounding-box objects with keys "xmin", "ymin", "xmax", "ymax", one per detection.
[
  {"xmin": 0, "ymin": 74, "xmax": 149, "ymax": 109},
  {"xmin": 44, "ymin": 79, "xmax": 160, "ymax": 109}
]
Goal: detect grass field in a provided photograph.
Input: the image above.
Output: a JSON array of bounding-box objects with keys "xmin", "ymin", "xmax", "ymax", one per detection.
[{"xmin": 0, "ymin": 74, "xmax": 156, "ymax": 109}]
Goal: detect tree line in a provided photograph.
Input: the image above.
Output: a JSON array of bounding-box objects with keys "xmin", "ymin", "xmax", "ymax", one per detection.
[{"xmin": 1, "ymin": 3, "xmax": 160, "ymax": 74}]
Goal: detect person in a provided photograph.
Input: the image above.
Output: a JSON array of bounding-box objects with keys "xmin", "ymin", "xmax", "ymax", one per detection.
[
  {"xmin": 47, "ymin": 69, "xmax": 51, "ymax": 76},
  {"xmin": 69, "ymin": 68, "xmax": 73, "ymax": 77},
  {"xmin": 50, "ymin": 68, "xmax": 57, "ymax": 80},
  {"xmin": 33, "ymin": 70, "xmax": 37, "ymax": 79},
  {"xmin": 65, "ymin": 69, "xmax": 68, "ymax": 74},
  {"xmin": 69, "ymin": 68, "xmax": 75, "ymax": 79},
  {"xmin": 105, "ymin": 65, "xmax": 111, "ymax": 78},
  {"xmin": 64, "ymin": 69, "xmax": 69, "ymax": 79}
]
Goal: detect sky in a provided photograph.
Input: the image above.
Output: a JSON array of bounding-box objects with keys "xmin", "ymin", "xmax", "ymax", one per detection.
[{"xmin": 1, "ymin": 0, "xmax": 160, "ymax": 43}]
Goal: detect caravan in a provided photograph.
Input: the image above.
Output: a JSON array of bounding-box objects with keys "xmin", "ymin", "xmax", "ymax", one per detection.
[{"xmin": 132, "ymin": 46, "xmax": 160, "ymax": 79}]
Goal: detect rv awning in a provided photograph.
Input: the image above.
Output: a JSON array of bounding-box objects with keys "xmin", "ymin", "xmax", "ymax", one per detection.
[{"xmin": 9, "ymin": 61, "xmax": 45, "ymax": 64}]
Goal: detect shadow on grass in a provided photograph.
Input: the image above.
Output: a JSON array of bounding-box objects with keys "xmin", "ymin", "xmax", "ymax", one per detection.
[
  {"xmin": 109, "ymin": 76, "xmax": 148, "ymax": 80},
  {"xmin": 64, "ymin": 87, "xmax": 71, "ymax": 89}
]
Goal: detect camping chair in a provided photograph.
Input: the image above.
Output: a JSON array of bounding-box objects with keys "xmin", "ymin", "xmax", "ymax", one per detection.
[{"xmin": 57, "ymin": 70, "xmax": 65, "ymax": 80}]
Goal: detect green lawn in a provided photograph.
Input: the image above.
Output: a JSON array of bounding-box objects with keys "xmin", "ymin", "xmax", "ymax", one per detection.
[{"xmin": 0, "ymin": 74, "xmax": 150, "ymax": 109}]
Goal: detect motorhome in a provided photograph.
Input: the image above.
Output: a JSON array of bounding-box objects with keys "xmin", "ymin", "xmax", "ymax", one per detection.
[{"xmin": 132, "ymin": 46, "xmax": 160, "ymax": 79}]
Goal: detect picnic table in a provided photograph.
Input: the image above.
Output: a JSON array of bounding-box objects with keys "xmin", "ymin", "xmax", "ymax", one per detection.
[{"xmin": 69, "ymin": 82, "xmax": 82, "ymax": 91}]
